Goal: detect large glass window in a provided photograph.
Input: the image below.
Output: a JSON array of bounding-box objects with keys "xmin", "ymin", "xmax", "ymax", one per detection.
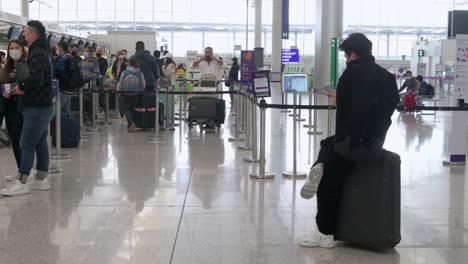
[{"xmin": 11, "ymin": 0, "xmax": 467, "ymax": 58}]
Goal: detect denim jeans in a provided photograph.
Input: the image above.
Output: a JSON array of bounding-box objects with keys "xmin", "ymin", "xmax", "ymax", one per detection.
[
  {"xmin": 60, "ymin": 93, "xmax": 72, "ymax": 117},
  {"xmin": 19, "ymin": 105, "xmax": 54, "ymax": 176}
]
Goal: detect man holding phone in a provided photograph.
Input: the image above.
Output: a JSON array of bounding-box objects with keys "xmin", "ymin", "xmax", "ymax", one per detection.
[
  {"xmin": 1, "ymin": 20, "xmax": 54, "ymax": 196},
  {"xmin": 192, "ymin": 47, "xmax": 225, "ymax": 79}
]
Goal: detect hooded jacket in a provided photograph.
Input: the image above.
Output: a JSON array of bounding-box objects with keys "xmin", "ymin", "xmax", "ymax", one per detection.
[
  {"xmin": 335, "ymin": 55, "xmax": 399, "ymax": 147},
  {"xmin": 132, "ymin": 50, "xmax": 160, "ymax": 91},
  {"xmin": 19, "ymin": 38, "xmax": 53, "ymax": 108}
]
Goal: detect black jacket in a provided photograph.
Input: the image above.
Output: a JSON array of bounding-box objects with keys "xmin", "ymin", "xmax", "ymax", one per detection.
[
  {"xmin": 112, "ymin": 59, "xmax": 127, "ymax": 81},
  {"xmin": 98, "ymin": 57, "xmax": 108, "ymax": 76},
  {"xmin": 19, "ymin": 38, "xmax": 53, "ymax": 107},
  {"xmin": 54, "ymin": 54, "xmax": 73, "ymax": 91},
  {"xmin": 132, "ymin": 50, "xmax": 160, "ymax": 91},
  {"xmin": 229, "ymin": 63, "xmax": 240, "ymax": 82},
  {"xmin": 335, "ymin": 55, "xmax": 399, "ymax": 147}
]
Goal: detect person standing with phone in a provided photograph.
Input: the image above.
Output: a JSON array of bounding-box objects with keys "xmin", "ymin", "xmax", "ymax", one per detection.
[
  {"xmin": 192, "ymin": 47, "xmax": 225, "ymax": 79},
  {"xmin": 0, "ymin": 40, "xmax": 28, "ymax": 169},
  {"xmin": 0, "ymin": 20, "xmax": 54, "ymax": 196}
]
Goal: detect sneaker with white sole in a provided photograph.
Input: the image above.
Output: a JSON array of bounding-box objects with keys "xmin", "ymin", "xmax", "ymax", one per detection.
[
  {"xmin": 300, "ymin": 163, "xmax": 324, "ymax": 199},
  {"xmin": 26, "ymin": 176, "xmax": 50, "ymax": 191},
  {"xmin": 0, "ymin": 176, "xmax": 30, "ymax": 196},
  {"xmin": 297, "ymin": 231, "xmax": 336, "ymax": 248}
]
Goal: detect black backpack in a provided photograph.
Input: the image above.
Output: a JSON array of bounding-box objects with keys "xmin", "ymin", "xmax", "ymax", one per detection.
[{"xmin": 68, "ymin": 56, "xmax": 84, "ymax": 89}]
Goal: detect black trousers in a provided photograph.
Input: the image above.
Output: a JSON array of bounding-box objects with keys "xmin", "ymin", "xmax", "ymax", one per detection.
[
  {"xmin": 314, "ymin": 136, "xmax": 354, "ymax": 235},
  {"xmin": 4, "ymin": 100, "xmax": 23, "ymax": 168},
  {"xmin": 122, "ymin": 95, "xmax": 139, "ymax": 127}
]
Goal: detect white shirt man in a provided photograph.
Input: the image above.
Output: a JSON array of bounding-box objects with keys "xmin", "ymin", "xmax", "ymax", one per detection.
[{"xmin": 192, "ymin": 47, "xmax": 225, "ymax": 80}]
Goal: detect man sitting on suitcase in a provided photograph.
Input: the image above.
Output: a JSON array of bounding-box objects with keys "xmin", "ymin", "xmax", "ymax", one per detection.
[{"xmin": 297, "ymin": 33, "xmax": 399, "ymax": 248}]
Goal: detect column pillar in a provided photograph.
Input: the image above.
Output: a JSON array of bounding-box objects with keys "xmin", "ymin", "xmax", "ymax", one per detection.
[
  {"xmin": 21, "ymin": 0, "xmax": 29, "ymax": 17},
  {"xmin": 271, "ymin": 0, "xmax": 283, "ymax": 102},
  {"xmin": 314, "ymin": 0, "xmax": 343, "ymax": 89},
  {"xmin": 255, "ymin": 0, "xmax": 262, "ymax": 48}
]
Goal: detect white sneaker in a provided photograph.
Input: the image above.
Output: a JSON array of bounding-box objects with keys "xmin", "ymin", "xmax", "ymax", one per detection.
[
  {"xmin": 26, "ymin": 176, "xmax": 50, "ymax": 191},
  {"xmin": 297, "ymin": 232, "xmax": 336, "ymax": 248},
  {"xmin": 300, "ymin": 163, "xmax": 324, "ymax": 199},
  {"xmin": 0, "ymin": 176, "xmax": 30, "ymax": 196}
]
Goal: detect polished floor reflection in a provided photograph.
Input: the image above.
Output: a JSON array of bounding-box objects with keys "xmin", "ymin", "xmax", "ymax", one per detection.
[{"xmin": 0, "ymin": 95, "xmax": 467, "ymax": 264}]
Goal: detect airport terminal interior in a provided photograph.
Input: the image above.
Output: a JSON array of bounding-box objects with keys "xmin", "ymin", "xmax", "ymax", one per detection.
[{"xmin": 1, "ymin": 0, "xmax": 468, "ymax": 263}]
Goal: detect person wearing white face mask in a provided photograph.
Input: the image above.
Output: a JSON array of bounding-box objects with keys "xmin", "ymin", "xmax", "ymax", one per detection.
[
  {"xmin": 112, "ymin": 50, "xmax": 128, "ymax": 118},
  {"xmin": 79, "ymin": 46, "xmax": 100, "ymax": 83},
  {"xmin": 0, "ymin": 40, "xmax": 27, "ymax": 171}
]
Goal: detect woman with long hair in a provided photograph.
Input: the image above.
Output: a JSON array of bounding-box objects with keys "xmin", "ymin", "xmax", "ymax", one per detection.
[
  {"xmin": 162, "ymin": 53, "xmax": 177, "ymax": 85},
  {"xmin": 1, "ymin": 40, "xmax": 28, "ymax": 168}
]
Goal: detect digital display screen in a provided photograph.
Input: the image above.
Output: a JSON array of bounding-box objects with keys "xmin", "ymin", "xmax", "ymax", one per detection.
[
  {"xmin": 10, "ymin": 28, "xmax": 21, "ymax": 40},
  {"xmin": 282, "ymin": 74, "xmax": 308, "ymax": 93},
  {"xmin": 282, "ymin": 49, "xmax": 299, "ymax": 64},
  {"xmin": 49, "ymin": 35, "xmax": 56, "ymax": 47}
]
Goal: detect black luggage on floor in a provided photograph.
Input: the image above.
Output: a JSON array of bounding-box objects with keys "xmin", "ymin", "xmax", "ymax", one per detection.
[
  {"xmin": 187, "ymin": 97, "xmax": 226, "ymax": 128},
  {"xmin": 50, "ymin": 116, "xmax": 81, "ymax": 148},
  {"xmin": 335, "ymin": 149, "xmax": 401, "ymax": 251},
  {"xmin": 133, "ymin": 95, "xmax": 164, "ymax": 129}
]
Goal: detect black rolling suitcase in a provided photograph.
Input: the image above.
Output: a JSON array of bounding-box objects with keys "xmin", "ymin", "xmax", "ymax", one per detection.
[
  {"xmin": 133, "ymin": 95, "xmax": 164, "ymax": 129},
  {"xmin": 335, "ymin": 149, "xmax": 401, "ymax": 251},
  {"xmin": 188, "ymin": 97, "xmax": 226, "ymax": 126}
]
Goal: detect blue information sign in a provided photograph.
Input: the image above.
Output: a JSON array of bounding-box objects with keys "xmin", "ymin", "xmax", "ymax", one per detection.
[
  {"xmin": 52, "ymin": 79, "xmax": 59, "ymax": 97},
  {"xmin": 282, "ymin": 0, "xmax": 289, "ymax": 39},
  {"xmin": 282, "ymin": 49, "xmax": 299, "ymax": 64}
]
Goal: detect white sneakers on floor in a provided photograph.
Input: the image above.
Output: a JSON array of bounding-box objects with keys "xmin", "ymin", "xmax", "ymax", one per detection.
[
  {"xmin": 0, "ymin": 176, "xmax": 30, "ymax": 196},
  {"xmin": 1, "ymin": 174, "xmax": 50, "ymax": 196},
  {"xmin": 297, "ymin": 232, "xmax": 336, "ymax": 248},
  {"xmin": 300, "ymin": 163, "xmax": 324, "ymax": 199},
  {"xmin": 26, "ymin": 176, "xmax": 50, "ymax": 191}
]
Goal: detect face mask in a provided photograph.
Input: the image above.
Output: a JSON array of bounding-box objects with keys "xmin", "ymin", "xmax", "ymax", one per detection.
[
  {"xmin": 83, "ymin": 52, "xmax": 89, "ymax": 58},
  {"xmin": 9, "ymin": 50, "xmax": 22, "ymax": 61}
]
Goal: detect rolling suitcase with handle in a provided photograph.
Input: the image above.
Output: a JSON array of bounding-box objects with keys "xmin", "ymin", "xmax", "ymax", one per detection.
[{"xmin": 335, "ymin": 149, "xmax": 401, "ymax": 251}]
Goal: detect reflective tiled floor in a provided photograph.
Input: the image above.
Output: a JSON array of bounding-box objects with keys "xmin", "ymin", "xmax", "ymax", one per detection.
[{"xmin": 0, "ymin": 94, "xmax": 467, "ymax": 264}]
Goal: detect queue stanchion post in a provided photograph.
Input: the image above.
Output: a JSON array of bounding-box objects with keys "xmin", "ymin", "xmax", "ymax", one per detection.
[
  {"xmin": 170, "ymin": 85, "xmax": 178, "ymax": 128},
  {"xmin": 308, "ymin": 88, "xmax": 323, "ymax": 135},
  {"xmin": 148, "ymin": 83, "xmax": 165, "ymax": 142},
  {"xmin": 304, "ymin": 88, "xmax": 315, "ymax": 128},
  {"xmin": 239, "ymin": 93, "xmax": 253, "ymax": 151},
  {"xmin": 288, "ymin": 92, "xmax": 295, "ymax": 116},
  {"xmin": 250, "ymin": 99, "xmax": 274, "ymax": 179},
  {"xmin": 48, "ymin": 80, "xmax": 63, "ymax": 174},
  {"xmin": 228, "ymin": 87, "xmax": 246, "ymax": 142},
  {"xmin": 86, "ymin": 79, "xmax": 101, "ymax": 132},
  {"xmin": 162, "ymin": 86, "xmax": 175, "ymax": 131},
  {"xmin": 236, "ymin": 85, "xmax": 244, "ymax": 133},
  {"xmin": 283, "ymin": 91, "xmax": 307, "ymax": 178},
  {"xmin": 244, "ymin": 96, "xmax": 260, "ymax": 163},
  {"xmin": 51, "ymin": 80, "xmax": 71, "ymax": 161},
  {"xmin": 112, "ymin": 81, "xmax": 120, "ymax": 120},
  {"xmin": 296, "ymin": 93, "xmax": 306, "ymax": 122},
  {"xmin": 103, "ymin": 89, "xmax": 112, "ymax": 125},
  {"xmin": 281, "ymin": 92, "xmax": 290, "ymax": 113},
  {"xmin": 79, "ymin": 85, "xmax": 92, "ymax": 139}
]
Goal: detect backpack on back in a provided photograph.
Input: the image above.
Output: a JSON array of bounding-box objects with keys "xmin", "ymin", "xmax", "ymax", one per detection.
[
  {"xmin": 121, "ymin": 71, "xmax": 144, "ymax": 92},
  {"xmin": 68, "ymin": 56, "xmax": 84, "ymax": 89}
]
